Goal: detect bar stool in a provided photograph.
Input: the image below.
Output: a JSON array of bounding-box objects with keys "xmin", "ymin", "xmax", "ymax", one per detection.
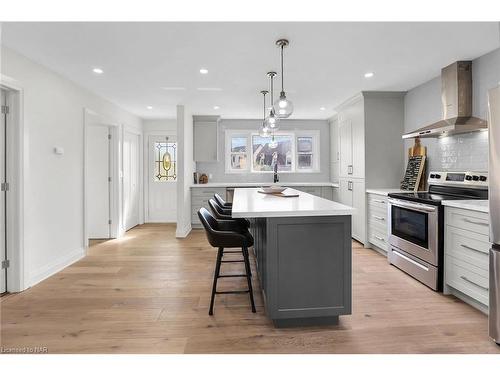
[
  {"xmin": 214, "ymin": 193, "xmax": 232, "ymax": 209},
  {"xmin": 198, "ymin": 207, "xmax": 256, "ymax": 315},
  {"xmin": 208, "ymin": 198, "xmax": 250, "ymax": 228}
]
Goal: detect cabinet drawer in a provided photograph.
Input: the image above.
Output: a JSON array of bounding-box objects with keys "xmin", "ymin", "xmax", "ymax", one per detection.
[
  {"xmin": 368, "ymin": 226, "xmax": 388, "ymax": 251},
  {"xmin": 445, "ymin": 255, "xmax": 489, "ymax": 306},
  {"xmin": 367, "ymin": 194, "xmax": 388, "ymax": 210},
  {"xmin": 445, "ymin": 207, "xmax": 489, "ymax": 236},
  {"xmin": 445, "ymin": 225, "xmax": 490, "ymax": 271},
  {"xmin": 191, "ymin": 188, "xmax": 226, "ymax": 198}
]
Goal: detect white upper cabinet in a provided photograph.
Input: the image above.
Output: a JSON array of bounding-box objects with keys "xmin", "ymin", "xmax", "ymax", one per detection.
[{"xmin": 193, "ymin": 116, "xmax": 219, "ymax": 162}]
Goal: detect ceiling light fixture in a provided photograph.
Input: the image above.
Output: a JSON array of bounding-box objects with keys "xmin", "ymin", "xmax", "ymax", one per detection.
[
  {"xmin": 364, "ymin": 72, "xmax": 374, "ymax": 78},
  {"xmin": 92, "ymin": 68, "xmax": 103, "ymax": 74},
  {"xmin": 213, "ymin": 106, "xmax": 220, "ymax": 110},
  {"xmin": 199, "ymin": 68, "xmax": 208, "ymax": 74},
  {"xmin": 259, "ymin": 90, "xmax": 271, "ymax": 138},
  {"xmin": 147, "ymin": 106, "xmax": 153, "ymax": 110},
  {"xmin": 273, "ymin": 39, "xmax": 294, "ymax": 118},
  {"xmin": 264, "ymin": 71, "xmax": 280, "ymax": 131},
  {"xmin": 320, "ymin": 107, "xmax": 326, "ymax": 111}
]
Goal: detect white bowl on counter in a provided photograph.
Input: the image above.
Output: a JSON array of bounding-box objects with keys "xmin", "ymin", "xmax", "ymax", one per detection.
[{"xmin": 260, "ymin": 185, "xmax": 287, "ymax": 194}]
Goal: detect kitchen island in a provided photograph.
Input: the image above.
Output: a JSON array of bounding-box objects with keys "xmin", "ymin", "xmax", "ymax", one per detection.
[{"xmin": 232, "ymin": 187, "xmax": 355, "ymax": 327}]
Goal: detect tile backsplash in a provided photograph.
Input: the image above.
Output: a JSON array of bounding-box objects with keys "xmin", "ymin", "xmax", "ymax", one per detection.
[{"xmin": 436, "ymin": 131, "xmax": 489, "ymax": 172}]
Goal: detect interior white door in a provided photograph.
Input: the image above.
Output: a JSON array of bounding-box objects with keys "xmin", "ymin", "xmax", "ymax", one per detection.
[
  {"xmin": 87, "ymin": 125, "xmax": 111, "ymax": 239},
  {"xmin": 147, "ymin": 134, "xmax": 177, "ymax": 223},
  {"xmin": 123, "ymin": 131, "xmax": 140, "ymax": 231},
  {"xmin": 0, "ymin": 89, "xmax": 6, "ymax": 293},
  {"xmin": 338, "ymin": 120, "xmax": 352, "ymax": 178}
]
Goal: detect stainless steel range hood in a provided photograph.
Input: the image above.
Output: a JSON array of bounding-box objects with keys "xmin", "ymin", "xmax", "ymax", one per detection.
[{"xmin": 403, "ymin": 61, "xmax": 488, "ymax": 139}]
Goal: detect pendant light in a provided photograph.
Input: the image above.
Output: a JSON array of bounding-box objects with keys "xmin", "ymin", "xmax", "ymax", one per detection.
[
  {"xmin": 273, "ymin": 39, "xmax": 293, "ymax": 118},
  {"xmin": 259, "ymin": 90, "xmax": 271, "ymax": 137},
  {"xmin": 263, "ymin": 71, "xmax": 280, "ymax": 131}
]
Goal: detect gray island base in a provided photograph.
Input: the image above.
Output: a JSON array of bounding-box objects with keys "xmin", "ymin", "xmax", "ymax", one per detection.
[{"xmin": 231, "ymin": 188, "xmax": 354, "ymax": 328}]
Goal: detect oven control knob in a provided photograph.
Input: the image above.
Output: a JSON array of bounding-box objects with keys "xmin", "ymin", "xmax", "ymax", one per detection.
[
  {"xmin": 430, "ymin": 174, "xmax": 436, "ymax": 178},
  {"xmin": 472, "ymin": 175, "xmax": 480, "ymax": 181},
  {"xmin": 435, "ymin": 174, "xmax": 441, "ymax": 179},
  {"xmin": 465, "ymin": 175, "xmax": 472, "ymax": 181},
  {"xmin": 479, "ymin": 176, "xmax": 487, "ymax": 181}
]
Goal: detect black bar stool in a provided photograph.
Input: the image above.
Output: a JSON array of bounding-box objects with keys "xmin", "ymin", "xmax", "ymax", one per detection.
[
  {"xmin": 214, "ymin": 193, "xmax": 232, "ymax": 209},
  {"xmin": 208, "ymin": 198, "xmax": 250, "ymax": 228},
  {"xmin": 198, "ymin": 207, "xmax": 256, "ymax": 315}
]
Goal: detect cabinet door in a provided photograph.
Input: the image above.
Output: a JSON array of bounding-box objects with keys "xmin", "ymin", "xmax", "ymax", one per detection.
[
  {"xmin": 351, "ymin": 113, "xmax": 365, "ymax": 179},
  {"xmin": 338, "ymin": 179, "xmax": 353, "ymax": 206},
  {"xmin": 351, "ymin": 180, "xmax": 366, "ymax": 244},
  {"xmin": 194, "ymin": 121, "xmax": 218, "ymax": 162},
  {"xmin": 338, "ymin": 120, "xmax": 352, "ymax": 178}
]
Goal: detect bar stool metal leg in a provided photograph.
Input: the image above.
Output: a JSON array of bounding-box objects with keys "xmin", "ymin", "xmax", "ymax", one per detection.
[
  {"xmin": 242, "ymin": 246, "xmax": 256, "ymax": 313},
  {"xmin": 209, "ymin": 247, "xmax": 223, "ymax": 315}
]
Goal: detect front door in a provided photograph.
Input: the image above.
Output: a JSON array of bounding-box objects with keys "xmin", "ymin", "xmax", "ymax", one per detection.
[{"xmin": 147, "ymin": 135, "xmax": 177, "ymax": 223}]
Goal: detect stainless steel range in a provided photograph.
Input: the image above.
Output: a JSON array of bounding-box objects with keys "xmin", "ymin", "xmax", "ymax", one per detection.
[{"xmin": 387, "ymin": 171, "xmax": 488, "ymax": 291}]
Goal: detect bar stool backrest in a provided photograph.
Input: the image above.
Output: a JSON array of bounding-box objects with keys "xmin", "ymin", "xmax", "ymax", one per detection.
[
  {"xmin": 208, "ymin": 198, "xmax": 231, "ymax": 217},
  {"xmin": 198, "ymin": 207, "xmax": 220, "ymax": 247}
]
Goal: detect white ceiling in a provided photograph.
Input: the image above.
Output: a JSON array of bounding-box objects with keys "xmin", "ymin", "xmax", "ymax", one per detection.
[{"xmin": 2, "ymin": 22, "xmax": 499, "ymax": 120}]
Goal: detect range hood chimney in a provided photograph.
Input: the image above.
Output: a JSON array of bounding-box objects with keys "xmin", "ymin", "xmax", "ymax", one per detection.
[{"xmin": 403, "ymin": 61, "xmax": 488, "ymax": 139}]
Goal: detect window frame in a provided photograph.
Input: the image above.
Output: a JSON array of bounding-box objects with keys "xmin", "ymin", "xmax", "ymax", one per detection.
[{"xmin": 224, "ymin": 129, "xmax": 320, "ymax": 174}]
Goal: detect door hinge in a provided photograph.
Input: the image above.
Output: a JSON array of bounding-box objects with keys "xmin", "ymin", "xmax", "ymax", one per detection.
[
  {"xmin": 108, "ymin": 134, "xmax": 112, "ymax": 140},
  {"xmin": 1, "ymin": 260, "xmax": 9, "ymax": 269},
  {"xmin": 108, "ymin": 177, "xmax": 112, "ymax": 182},
  {"xmin": 108, "ymin": 219, "xmax": 112, "ymax": 225},
  {"xmin": 1, "ymin": 182, "xmax": 9, "ymax": 192},
  {"xmin": 1, "ymin": 105, "xmax": 9, "ymax": 114}
]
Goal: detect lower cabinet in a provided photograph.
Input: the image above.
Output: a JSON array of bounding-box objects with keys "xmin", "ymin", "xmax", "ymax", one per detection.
[
  {"xmin": 338, "ymin": 178, "xmax": 366, "ymax": 244},
  {"xmin": 367, "ymin": 193, "xmax": 389, "ymax": 253},
  {"xmin": 444, "ymin": 207, "xmax": 490, "ymax": 312},
  {"xmin": 191, "ymin": 187, "xmax": 226, "ymax": 227}
]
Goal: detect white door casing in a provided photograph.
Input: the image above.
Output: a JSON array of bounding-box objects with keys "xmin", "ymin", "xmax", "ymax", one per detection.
[
  {"xmin": 86, "ymin": 125, "xmax": 111, "ymax": 239},
  {"xmin": 1, "ymin": 89, "xmax": 6, "ymax": 293},
  {"xmin": 123, "ymin": 131, "xmax": 140, "ymax": 231},
  {"xmin": 147, "ymin": 134, "xmax": 177, "ymax": 223}
]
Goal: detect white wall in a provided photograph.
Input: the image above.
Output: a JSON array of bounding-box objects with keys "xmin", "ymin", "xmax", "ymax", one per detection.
[
  {"xmin": 176, "ymin": 105, "xmax": 194, "ymax": 237},
  {"xmin": 1, "ymin": 46, "xmax": 142, "ymax": 288},
  {"xmin": 404, "ymin": 47, "xmax": 500, "ymax": 174}
]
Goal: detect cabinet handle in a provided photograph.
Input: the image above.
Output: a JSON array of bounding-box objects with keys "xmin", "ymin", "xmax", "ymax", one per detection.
[
  {"xmin": 373, "ymin": 215, "xmax": 385, "ymax": 221},
  {"xmin": 460, "ymin": 275, "xmax": 489, "ymax": 291},
  {"xmin": 374, "ymin": 235, "xmax": 385, "ymax": 242},
  {"xmin": 348, "ymin": 181, "xmax": 353, "ymax": 191},
  {"xmin": 373, "ymin": 199, "xmax": 386, "ymax": 204},
  {"xmin": 463, "ymin": 218, "xmax": 489, "ymax": 226},
  {"xmin": 348, "ymin": 165, "xmax": 353, "ymax": 175},
  {"xmin": 460, "ymin": 244, "xmax": 487, "ymax": 255}
]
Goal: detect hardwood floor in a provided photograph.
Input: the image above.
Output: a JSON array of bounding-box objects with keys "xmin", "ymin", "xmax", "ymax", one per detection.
[{"xmin": 1, "ymin": 223, "xmax": 499, "ymax": 353}]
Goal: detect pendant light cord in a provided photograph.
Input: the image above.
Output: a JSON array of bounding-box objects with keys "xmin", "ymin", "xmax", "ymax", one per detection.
[
  {"xmin": 262, "ymin": 92, "xmax": 266, "ymax": 120},
  {"xmin": 280, "ymin": 45, "xmax": 284, "ymax": 92}
]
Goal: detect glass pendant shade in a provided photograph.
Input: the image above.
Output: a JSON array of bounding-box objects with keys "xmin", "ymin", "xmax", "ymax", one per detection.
[
  {"xmin": 269, "ymin": 135, "xmax": 278, "ymax": 149},
  {"xmin": 259, "ymin": 122, "xmax": 271, "ymax": 137},
  {"xmin": 264, "ymin": 111, "xmax": 280, "ymax": 131},
  {"xmin": 274, "ymin": 92, "xmax": 294, "ymax": 118}
]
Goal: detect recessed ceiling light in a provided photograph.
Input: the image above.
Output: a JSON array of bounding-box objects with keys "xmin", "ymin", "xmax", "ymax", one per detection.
[
  {"xmin": 213, "ymin": 106, "xmax": 220, "ymax": 110},
  {"xmin": 364, "ymin": 72, "xmax": 374, "ymax": 78},
  {"xmin": 320, "ymin": 107, "xmax": 326, "ymax": 111},
  {"xmin": 147, "ymin": 106, "xmax": 153, "ymax": 110},
  {"xmin": 199, "ymin": 68, "xmax": 208, "ymax": 74},
  {"xmin": 92, "ymin": 68, "xmax": 103, "ymax": 74}
]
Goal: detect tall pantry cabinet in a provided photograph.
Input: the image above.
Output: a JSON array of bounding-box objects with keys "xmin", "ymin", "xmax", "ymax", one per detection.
[{"xmin": 332, "ymin": 92, "xmax": 405, "ymax": 245}]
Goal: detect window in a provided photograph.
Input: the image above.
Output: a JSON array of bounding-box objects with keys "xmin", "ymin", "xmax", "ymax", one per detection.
[
  {"xmin": 154, "ymin": 141, "xmax": 177, "ymax": 181},
  {"xmin": 252, "ymin": 134, "xmax": 293, "ymax": 172},
  {"xmin": 225, "ymin": 129, "xmax": 319, "ymax": 173}
]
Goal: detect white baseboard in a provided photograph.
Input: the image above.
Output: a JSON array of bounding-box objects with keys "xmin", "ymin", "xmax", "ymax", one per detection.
[
  {"xmin": 28, "ymin": 247, "xmax": 85, "ymax": 287},
  {"xmin": 176, "ymin": 223, "xmax": 192, "ymax": 238}
]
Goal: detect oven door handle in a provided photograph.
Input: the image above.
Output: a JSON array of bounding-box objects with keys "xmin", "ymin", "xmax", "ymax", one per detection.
[
  {"xmin": 388, "ymin": 198, "xmax": 437, "ymax": 213},
  {"xmin": 392, "ymin": 249, "xmax": 429, "ymax": 271}
]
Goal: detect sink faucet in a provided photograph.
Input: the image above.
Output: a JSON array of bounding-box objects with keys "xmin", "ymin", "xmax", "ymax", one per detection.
[{"xmin": 273, "ymin": 163, "xmax": 279, "ymax": 183}]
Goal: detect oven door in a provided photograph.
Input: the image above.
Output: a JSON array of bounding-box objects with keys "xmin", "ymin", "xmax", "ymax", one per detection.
[{"xmin": 388, "ymin": 198, "xmax": 439, "ymax": 265}]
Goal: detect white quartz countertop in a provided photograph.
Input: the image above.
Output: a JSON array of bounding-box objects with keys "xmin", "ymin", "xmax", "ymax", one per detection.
[
  {"xmin": 442, "ymin": 199, "xmax": 489, "ymax": 213},
  {"xmin": 192, "ymin": 182, "xmax": 339, "ymax": 188},
  {"xmin": 366, "ymin": 188, "xmax": 417, "ymax": 196},
  {"xmin": 232, "ymin": 187, "xmax": 354, "ymax": 218}
]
